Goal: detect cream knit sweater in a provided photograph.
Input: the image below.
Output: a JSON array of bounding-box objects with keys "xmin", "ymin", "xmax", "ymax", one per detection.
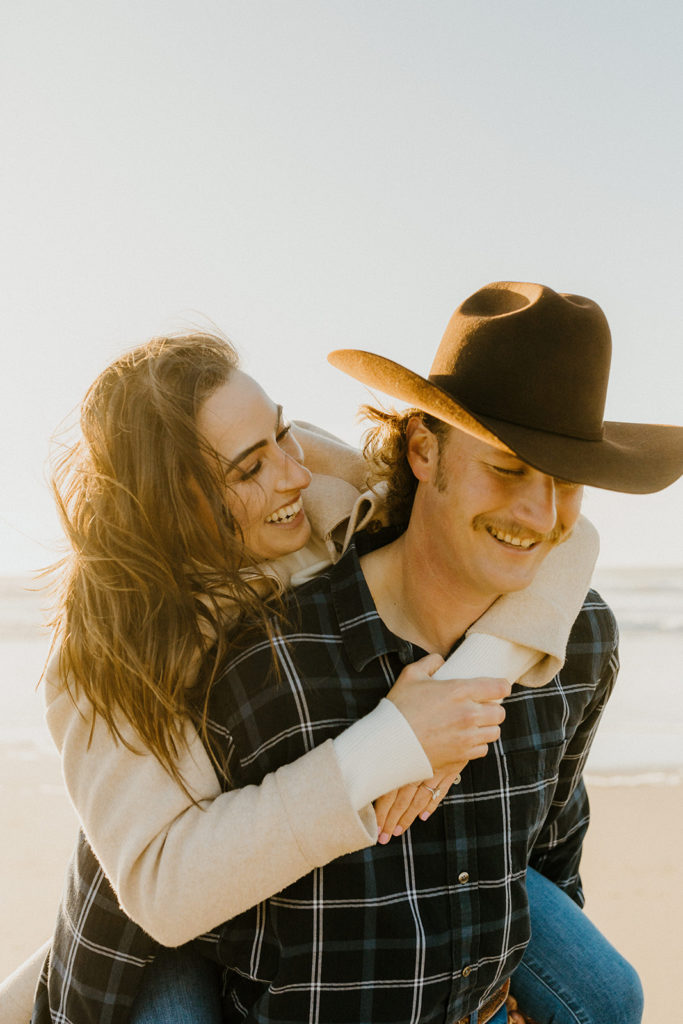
[{"xmin": 0, "ymin": 424, "xmax": 598, "ymax": 1021}]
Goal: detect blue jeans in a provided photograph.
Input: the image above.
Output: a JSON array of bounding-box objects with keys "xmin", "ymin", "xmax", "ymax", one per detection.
[
  {"xmin": 128, "ymin": 945, "xmax": 223, "ymax": 1024},
  {"xmin": 129, "ymin": 869, "xmax": 643, "ymax": 1023},
  {"xmin": 513, "ymin": 866, "xmax": 644, "ymax": 1023},
  {"xmin": 127, "ymin": 952, "xmax": 509, "ymax": 1024}
]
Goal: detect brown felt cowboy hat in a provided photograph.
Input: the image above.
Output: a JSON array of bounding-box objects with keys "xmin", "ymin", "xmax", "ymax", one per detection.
[{"xmin": 328, "ymin": 281, "xmax": 683, "ymax": 494}]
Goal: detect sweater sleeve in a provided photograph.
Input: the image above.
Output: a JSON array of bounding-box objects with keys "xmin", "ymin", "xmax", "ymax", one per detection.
[
  {"xmin": 333, "ymin": 698, "xmax": 433, "ymax": 806},
  {"xmin": 45, "ymin": 652, "xmax": 439, "ymax": 947},
  {"xmin": 292, "ymin": 421, "xmax": 368, "ymax": 492},
  {"xmin": 45, "ymin": 657, "xmax": 374, "ymax": 946}
]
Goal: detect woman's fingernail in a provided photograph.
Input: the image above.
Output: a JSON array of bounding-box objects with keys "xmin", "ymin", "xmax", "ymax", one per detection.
[
  {"xmin": 419, "ymin": 811, "xmax": 430, "ymax": 821},
  {"xmin": 393, "ymin": 826, "xmax": 403, "ymax": 837},
  {"xmin": 378, "ymin": 832, "xmax": 390, "ymax": 845}
]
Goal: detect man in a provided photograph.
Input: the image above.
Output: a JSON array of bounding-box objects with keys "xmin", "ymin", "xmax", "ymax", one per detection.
[{"xmin": 202, "ymin": 282, "xmax": 682, "ymax": 1024}]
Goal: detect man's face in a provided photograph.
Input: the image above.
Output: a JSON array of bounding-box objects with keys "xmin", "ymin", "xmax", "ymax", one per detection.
[{"xmin": 411, "ymin": 423, "xmax": 583, "ymax": 603}]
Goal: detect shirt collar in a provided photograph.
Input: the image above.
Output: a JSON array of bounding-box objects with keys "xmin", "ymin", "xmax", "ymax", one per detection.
[{"xmin": 329, "ymin": 531, "xmax": 413, "ymax": 672}]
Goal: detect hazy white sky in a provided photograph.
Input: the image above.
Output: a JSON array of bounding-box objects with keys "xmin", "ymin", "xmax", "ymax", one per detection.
[{"xmin": 1, "ymin": 0, "xmax": 681, "ymax": 572}]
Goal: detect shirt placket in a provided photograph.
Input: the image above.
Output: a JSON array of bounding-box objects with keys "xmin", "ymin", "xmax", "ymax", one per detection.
[
  {"xmin": 395, "ymin": 639, "xmax": 484, "ymax": 1024},
  {"xmin": 444, "ymin": 767, "xmax": 481, "ymax": 1023}
]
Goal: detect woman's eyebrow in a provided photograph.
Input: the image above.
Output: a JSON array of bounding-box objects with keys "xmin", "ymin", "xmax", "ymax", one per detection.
[{"xmin": 230, "ymin": 406, "xmax": 283, "ymax": 466}]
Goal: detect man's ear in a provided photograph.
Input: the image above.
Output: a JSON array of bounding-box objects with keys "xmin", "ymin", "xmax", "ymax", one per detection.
[{"xmin": 405, "ymin": 418, "xmax": 439, "ymax": 482}]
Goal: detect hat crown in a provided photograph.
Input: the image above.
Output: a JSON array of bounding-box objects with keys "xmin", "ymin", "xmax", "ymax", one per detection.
[{"xmin": 429, "ymin": 282, "xmax": 612, "ymax": 441}]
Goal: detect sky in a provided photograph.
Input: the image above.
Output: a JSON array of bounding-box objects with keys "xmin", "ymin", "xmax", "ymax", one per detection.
[{"xmin": 1, "ymin": 0, "xmax": 681, "ymax": 574}]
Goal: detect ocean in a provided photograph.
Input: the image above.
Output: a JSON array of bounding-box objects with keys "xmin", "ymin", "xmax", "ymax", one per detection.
[{"xmin": 1, "ymin": 568, "xmax": 681, "ymax": 781}]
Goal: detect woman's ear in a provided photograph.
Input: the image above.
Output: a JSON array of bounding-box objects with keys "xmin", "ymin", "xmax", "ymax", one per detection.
[{"xmin": 405, "ymin": 418, "xmax": 439, "ymax": 482}]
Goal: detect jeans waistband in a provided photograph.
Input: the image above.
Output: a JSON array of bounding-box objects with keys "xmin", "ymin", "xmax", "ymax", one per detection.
[{"xmin": 452, "ymin": 978, "xmax": 510, "ymax": 1024}]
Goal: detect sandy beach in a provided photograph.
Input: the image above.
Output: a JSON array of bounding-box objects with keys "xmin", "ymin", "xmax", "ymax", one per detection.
[{"xmin": 0, "ymin": 740, "xmax": 679, "ymax": 1022}]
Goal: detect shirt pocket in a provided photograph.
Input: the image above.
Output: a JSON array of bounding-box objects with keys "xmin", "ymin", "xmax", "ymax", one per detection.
[{"xmin": 501, "ymin": 742, "xmax": 566, "ymax": 860}]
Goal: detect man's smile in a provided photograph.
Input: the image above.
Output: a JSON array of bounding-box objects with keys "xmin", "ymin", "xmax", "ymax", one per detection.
[{"xmin": 485, "ymin": 525, "xmax": 540, "ymax": 550}]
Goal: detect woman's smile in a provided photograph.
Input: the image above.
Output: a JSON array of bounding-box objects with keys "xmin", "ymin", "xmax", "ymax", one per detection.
[{"xmin": 265, "ymin": 495, "xmax": 305, "ymax": 525}]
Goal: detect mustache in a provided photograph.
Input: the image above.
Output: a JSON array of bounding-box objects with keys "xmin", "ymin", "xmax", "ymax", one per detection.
[{"xmin": 472, "ymin": 515, "xmax": 569, "ymax": 547}]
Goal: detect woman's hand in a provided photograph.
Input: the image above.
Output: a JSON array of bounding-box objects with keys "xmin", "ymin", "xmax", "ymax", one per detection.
[
  {"xmin": 386, "ymin": 654, "xmax": 510, "ymax": 769},
  {"xmin": 374, "ymin": 763, "xmax": 466, "ymax": 844},
  {"xmin": 376, "ymin": 653, "xmax": 510, "ymax": 844}
]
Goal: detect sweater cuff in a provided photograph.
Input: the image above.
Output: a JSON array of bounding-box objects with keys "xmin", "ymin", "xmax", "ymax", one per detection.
[
  {"xmin": 433, "ymin": 634, "xmax": 541, "ymax": 685},
  {"xmin": 333, "ymin": 699, "xmax": 432, "ymax": 810}
]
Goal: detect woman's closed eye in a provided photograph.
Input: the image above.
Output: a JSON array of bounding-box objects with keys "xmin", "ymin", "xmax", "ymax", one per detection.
[
  {"xmin": 237, "ymin": 429, "xmax": 291, "ymax": 481},
  {"xmin": 239, "ymin": 460, "xmax": 263, "ymax": 481}
]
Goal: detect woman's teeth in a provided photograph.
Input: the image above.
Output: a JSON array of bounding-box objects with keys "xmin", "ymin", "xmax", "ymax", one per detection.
[
  {"xmin": 265, "ymin": 497, "xmax": 303, "ymax": 524},
  {"xmin": 487, "ymin": 526, "xmax": 536, "ymax": 549}
]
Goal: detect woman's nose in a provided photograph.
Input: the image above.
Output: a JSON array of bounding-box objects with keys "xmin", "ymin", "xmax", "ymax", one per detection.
[{"xmin": 277, "ymin": 450, "xmax": 312, "ymax": 492}]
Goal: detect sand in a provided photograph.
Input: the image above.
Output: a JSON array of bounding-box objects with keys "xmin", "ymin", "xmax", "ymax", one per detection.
[
  {"xmin": 1, "ymin": 745, "xmax": 680, "ymax": 1022},
  {"xmin": 579, "ymin": 777, "xmax": 681, "ymax": 1021}
]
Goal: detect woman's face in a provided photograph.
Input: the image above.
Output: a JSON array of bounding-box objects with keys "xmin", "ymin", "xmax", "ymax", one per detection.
[{"xmin": 196, "ymin": 370, "xmax": 312, "ymax": 562}]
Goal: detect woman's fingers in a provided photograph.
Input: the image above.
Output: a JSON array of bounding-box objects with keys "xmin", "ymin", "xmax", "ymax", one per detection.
[
  {"xmin": 409, "ymin": 766, "xmax": 463, "ymax": 827},
  {"xmin": 374, "ymin": 784, "xmax": 420, "ymax": 841},
  {"xmin": 373, "ymin": 788, "xmax": 398, "ymax": 836},
  {"xmin": 375, "ymin": 765, "xmax": 465, "ymax": 844}
]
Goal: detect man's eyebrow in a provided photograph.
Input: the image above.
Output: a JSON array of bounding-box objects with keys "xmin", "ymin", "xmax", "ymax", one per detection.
[
  {"xmin": 487, "ymin": 449, "xmax": 522, "ymax": 462},
  {"xmin": 230, "ymin": 406, "xmax": 283, "ymax": 466}
]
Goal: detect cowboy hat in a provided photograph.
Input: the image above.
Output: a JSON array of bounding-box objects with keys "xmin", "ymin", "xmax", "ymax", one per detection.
[{"xmin": 328, "ymin": 281, "xmax": 683, "ymax": 494}]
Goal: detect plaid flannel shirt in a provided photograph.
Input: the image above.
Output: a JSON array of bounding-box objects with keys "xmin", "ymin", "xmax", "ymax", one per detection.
[
  {"xmin": 31, "ymin": 829, "xmax": 160, "ymax": 1024},
  {"xmin": 31, "ymin": 531, "xmax": 618, "ymax": 1024},
  {"xmin": 201, "ymin": 532, "xmax": 619, "ymax": 1024}
]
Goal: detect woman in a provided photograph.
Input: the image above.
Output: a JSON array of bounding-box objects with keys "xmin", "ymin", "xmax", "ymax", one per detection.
[{"xmin": 1, "ymin": 331, "xmax": 637, "ymax": 1024}]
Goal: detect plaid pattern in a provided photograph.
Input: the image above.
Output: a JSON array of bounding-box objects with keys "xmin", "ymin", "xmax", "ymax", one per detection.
[
  {"xmin": 30, "ymin": 531, "xmax": 618, "ymax": 1023},
  {"xmin": 201, "ymin": 532, "xmax": 619, "ymax": 1024},
  {"xmin": 31, "ymin": 829, "xmax": 161, "ymax": 1024}
]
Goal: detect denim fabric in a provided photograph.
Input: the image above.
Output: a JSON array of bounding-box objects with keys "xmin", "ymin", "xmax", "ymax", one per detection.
[
  {"xmin": 128, "ymin": 946, "xmax": 222, "ymax": 1024},
  {"xmin": 512, "ymin": 867, "xmax": 643, "ymax": 1024}
]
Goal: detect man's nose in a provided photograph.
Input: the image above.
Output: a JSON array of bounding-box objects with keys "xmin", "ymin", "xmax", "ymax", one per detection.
[{"xmin": 511, "ymin": 473, "xmax": 557, "ymax": 535}]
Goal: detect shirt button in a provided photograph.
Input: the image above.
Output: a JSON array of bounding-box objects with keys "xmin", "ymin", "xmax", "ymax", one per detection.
[
  {"xmin": 453, "ymin": 774, "xmax": 462, "ymax": 784},
  {"xmin": 458, "ymin": 871, "xmax": 469, "ymax": 884},
  {"xmin": 398, "ymin": 643, "xmax": 412, "ymax": 665},
  {"xmin": 462, "ymin": 965, "xmax": 472, "ymax": 977}
]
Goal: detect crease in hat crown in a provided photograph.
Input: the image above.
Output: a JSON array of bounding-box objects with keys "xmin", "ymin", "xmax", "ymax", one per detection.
[
  {"xmin": 428, "ymin": 281, "xmax": 612, "ymax": 441},
  {"xmin": 327, "ymin": 280, "xmax": 683, "ymax": 494}
]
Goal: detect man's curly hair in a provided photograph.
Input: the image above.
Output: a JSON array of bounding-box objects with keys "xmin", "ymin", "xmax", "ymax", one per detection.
[{"xmin": 361, "ymin": 405, "xmax": 450, "ymax": 530}]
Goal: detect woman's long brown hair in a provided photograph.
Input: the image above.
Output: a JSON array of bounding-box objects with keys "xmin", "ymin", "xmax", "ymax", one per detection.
[{"xmin": 48, "ymin": 332, "xmax": 283, "ymax": 793}]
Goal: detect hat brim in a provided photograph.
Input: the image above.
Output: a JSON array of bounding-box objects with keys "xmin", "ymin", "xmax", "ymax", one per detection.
[
  {"xmin": 328, "ymin": 349, "xmax": 512, "ymax": 451},
  {"xmin": 328, "ymin": 348, "xmax": 683, "ymax": 494}
]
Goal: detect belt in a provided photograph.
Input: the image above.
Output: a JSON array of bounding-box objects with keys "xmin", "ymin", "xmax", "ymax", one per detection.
[{"xmin": 453, "ymin": 978, "xmax": 510, "ymax": 1024}]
